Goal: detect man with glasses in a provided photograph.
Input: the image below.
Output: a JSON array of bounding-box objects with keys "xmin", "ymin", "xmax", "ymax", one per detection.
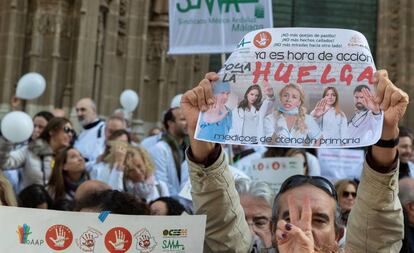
[
  {"xmin": 235, "ymin": 178, "xmax": 275, "ymax": 252},
  {"xmin": 182, "ymin": 70, "xmax": 407, "ymax": 253}
]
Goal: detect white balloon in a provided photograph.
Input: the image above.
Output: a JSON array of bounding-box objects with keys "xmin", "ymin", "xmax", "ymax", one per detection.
[
  {"xmin": 16, "ymin": 72, "xmax": 46, "ymax": 100},
  {"xmin": 120, "ymin": 89, "xmax": 139, "ymax": 112},
  {"xmin": 1, "ymin": 111, "xmax": 34, "ymax": 143},
  {"xmin": 170, "ymin": 94, "xmax": 183, "ymax": 108}
]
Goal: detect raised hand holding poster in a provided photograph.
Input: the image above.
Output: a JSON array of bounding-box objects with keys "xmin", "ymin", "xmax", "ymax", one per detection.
[{"xmin": 194, "ymin": 28, "xmax": 382, "ymax": 148}]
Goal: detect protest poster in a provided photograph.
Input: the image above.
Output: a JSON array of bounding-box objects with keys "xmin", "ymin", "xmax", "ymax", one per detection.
[
  {"xmin": 249, "ymin": 157, "xmax": 304, "ymax": 193},
  {"xmin": 0, "ymin": 206, "xmax": 205, "ymax": 253},
  {"xmin": 194, "ymin": 28, "xmax": 383, "ymax": 148},
  {"xmin": 318, "ymin": 148, "xmax": 365, "ymax": 182},
  {"xmin": 168, "ymin": 0, "xmax": 273, "ymax": 54}
]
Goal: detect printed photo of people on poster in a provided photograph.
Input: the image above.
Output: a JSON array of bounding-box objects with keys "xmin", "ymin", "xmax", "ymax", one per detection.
[{"xmin": 194, "ymin": 28, "xmax": 382, "ymax": 148}]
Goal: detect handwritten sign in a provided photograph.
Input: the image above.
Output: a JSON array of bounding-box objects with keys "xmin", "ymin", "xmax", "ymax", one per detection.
[{"xmin": 194, "ymin": 28, "xmax": 383, "ymax": 148}]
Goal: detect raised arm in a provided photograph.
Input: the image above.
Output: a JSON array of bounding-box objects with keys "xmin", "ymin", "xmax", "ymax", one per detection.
[
  {"xmin": 346, "ymin": 70, "xmax": 409, "ymax": 252},
  {"xmin": 182, "ymin": 73, "xmax": 252, "ymax": 253}
]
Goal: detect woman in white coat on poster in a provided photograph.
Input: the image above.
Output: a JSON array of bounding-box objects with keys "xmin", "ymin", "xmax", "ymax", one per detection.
[
  {"xmin": 310, "ymin": 86, "xmax": 348, "ymax": 143},
  {"xmin": 272, "ymin": 83, "xmax": 322, "ymax": 146},
  {"xmin": 228, "ymin": 81, "xmax": 276, "ymax": 144}
]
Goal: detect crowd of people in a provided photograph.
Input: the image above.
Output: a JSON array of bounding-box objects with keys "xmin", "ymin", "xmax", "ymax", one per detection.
[{"xmin": 0, "ymin": 69, "xmax": 412, "ymax": 252}]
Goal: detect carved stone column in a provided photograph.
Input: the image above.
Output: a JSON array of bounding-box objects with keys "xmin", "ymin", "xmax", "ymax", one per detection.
[
  {"xmin": 0, "ymin": 0, "xmax": 28, "ymax": 116},
  {"xmin": 140, "ymin": 0, "xmax": 210, "ymax": 131}
]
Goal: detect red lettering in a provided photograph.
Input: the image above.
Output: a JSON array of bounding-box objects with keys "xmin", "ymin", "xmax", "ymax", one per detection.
[
  {"xmin": 297, "ymin": 65, "xmax": 317, "ymax": 84},
  {"xmin": 273, "ymin": 63, "xmax": 294, "ymax": 84},
  {"xmin": 340, "ymin": 64, "xmax": 353, "ymax": 85},
  {"xmin": 357, "ymin": 66, "xmax": 374, "ymax": 84},
  {"xmin": 320, "ymin": 64, "xmax": 336, "ymax": 84},
  {"xmin": 252, "ymin": 62, "xmax": 271, "ymax": 83}
]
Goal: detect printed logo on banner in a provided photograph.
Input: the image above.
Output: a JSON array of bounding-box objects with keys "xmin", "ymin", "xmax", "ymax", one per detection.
[
  {"xmin": 253, "ymin": 31, "xmax": 272, "ymax": 48},
  {"xmin": 176, "ymin": 0, "xmax": 263, "ymax": 15},
  {"xmin": 161, "ymin": 239, "xmax": 185, "ymax": 252},
  {"xmin": 16, "ymin": 224, "xmax": 44, "ymax": 246},
  {"xmin": 76, "ymin": 227, "xmax": 102, "ymax": 252},
  {"xmin": 45, "ymin": 224, "xmax": 73, "ymax": 250},
  {"xmin": 348, "ymin": 34, "xmax": 369, "ymax": 50},
  {"xmin": 134, "ymin": 228, "xmax": 157, "ymax": 252},
  {"xmin": 162, "ymin": 229, "xmax": 188, "ymax": 238},
  {"xmin": 104, "ymin": 227, "xmax": 132, "ymax": 253},
  {"xmin": 237, "ymin": 38, "xmax": 251, "ymax": 49},
  {"xmin": 271, "ymin": 161, "xmax": 280, "ymax": 170}
]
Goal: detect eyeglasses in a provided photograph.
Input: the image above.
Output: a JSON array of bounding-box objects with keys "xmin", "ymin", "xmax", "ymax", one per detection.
[
  {"xmin": 278, "ymin": 175, "xmax": 337, "ymax": 200},
  {"xmin": 63, "ymin": 126, "xmax": 75, "ymax": 135},
  {"xmin": 342, "ymin": 191, "xmax": 357, "ymax": 198}
]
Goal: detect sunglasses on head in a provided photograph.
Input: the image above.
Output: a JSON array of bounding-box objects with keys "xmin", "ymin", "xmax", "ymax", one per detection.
[
  {"xmin": 342, "ymin": 191, "xmax": 357, "ymax": 198},
  {"xmin": 278, "ymin": 174, "xmax": 337, "ymax": 200},
  {"xmin": 63, "ymin": 126, "xmax": 75, "ymax": 135}
]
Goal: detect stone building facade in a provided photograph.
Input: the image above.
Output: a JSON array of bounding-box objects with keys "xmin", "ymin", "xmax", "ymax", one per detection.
[
  {"xmin": 376, "ymin": 0, "xmax": 414, "ymax": 126},
  {"xmin": 0, "ymin": 0, "xmax": 209, "ymax": 134}
]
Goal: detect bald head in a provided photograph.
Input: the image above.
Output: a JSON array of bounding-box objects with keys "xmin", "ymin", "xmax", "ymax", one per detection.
[
  {"xmin": 74, "ymin": 180, "xmax": 111, "ymax": 201},
  {"xmin": 76, "ymin": 98, "xmax": 98, "ymax": 126},
  {"xmin": 52, "ymin": 108, "xmax": 66, "ymax": 118}
]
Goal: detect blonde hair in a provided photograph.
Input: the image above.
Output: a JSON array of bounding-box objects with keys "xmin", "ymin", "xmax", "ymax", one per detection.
[
  {"xmin": 0, "ymin": 171, "xmax": 17, "ymax": 206},
  {"xmin": 335, "ymin": 179, "xmax": 358, "ymax": 200},
  {"xmin": 277, "ymin": 83, "xmax": 307, "ymax": 134},
  {"xmin": 125, "ymin": 146, "xmax": 155, "ymax": 178}
]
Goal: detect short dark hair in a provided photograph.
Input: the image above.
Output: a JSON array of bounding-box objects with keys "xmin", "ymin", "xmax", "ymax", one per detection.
[
  {"xmin": 163, "ymin": 108, "xmax": 177, "ymax": 130},
  {"xmin": 150, "ymin": 197, "xmax": 186, "ymax": 215},
  {"xmin": 75, "ymin": 190, "xmax": 150, "ymax": 215},
  {"xmin": 353, "ymin": 85, "xmax": 370, "ymax": 94},
  {"xmin": 34, "ymin": 111, "xmax": 54, "ymax": 122},
  {"xmin": 18, "ymin": 184, "xmax": 53, "ymax": 208},
  {"xmin": 399, "ymin": 126, "xmax": 414, "ymax": 140}
]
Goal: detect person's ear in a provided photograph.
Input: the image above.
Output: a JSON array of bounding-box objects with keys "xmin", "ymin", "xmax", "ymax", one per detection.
[
  {"xmin": 49, "ymin": 130, "xmax": 56, "ymax": 138},
  {"xmin": 167, "ymin": 120, "xmax": 175, "ymax": 130}
]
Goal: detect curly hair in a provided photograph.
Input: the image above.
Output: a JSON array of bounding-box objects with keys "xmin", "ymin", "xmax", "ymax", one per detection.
[
  {"xmin": 124, "ymin": 146, "xmax": 155, "ymax": 178},
  {"xmin": 0, "ymin": 171, "xmax": 17, "ymax": 206}
]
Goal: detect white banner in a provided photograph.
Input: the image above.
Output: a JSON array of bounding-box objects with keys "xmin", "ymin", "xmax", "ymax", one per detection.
[
  {"xmin": 194, "ymin": 28, "xmax": 382, "ymax": 148},
  {"xmin": 0, "ymin": 206, "xmax": 206, "ymax": 253},
  {"xmin": 249, "ymin": 157, "xmax": 304, "ymax": 192},
  {"xmin": 168, "ymin": 0, "xmax": 273, "ymax": 54},
  {"xmin": 318, "ymin": 148, "xmax": 365, "ymax": 182}
]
